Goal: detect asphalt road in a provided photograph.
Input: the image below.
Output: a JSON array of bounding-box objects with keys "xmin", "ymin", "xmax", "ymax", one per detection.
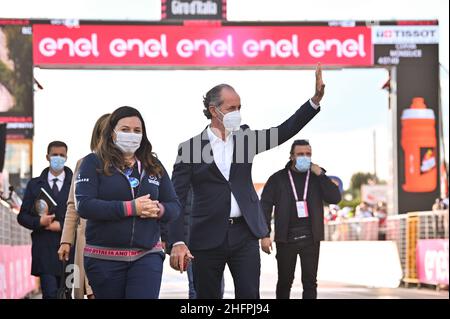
[
  {"xmin": 160, "ymin": 248, "xmax": 449, "ymax": 299},
  {"xmin": 27, "ymin": 246, "xmax": 448, "ymax": 299}
]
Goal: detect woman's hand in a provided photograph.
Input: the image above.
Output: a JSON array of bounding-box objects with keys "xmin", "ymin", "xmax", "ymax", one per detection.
[
  {"xmin": 139, "ymin": 200, "xmax": 161, "ymax": 219},
  {"xmin": 58, "ymin": 243, "xmax": 71, "ymax": 261}
]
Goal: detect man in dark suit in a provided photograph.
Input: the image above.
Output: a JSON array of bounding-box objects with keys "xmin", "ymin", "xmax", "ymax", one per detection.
[
  {"xmin": 260, "ymin": 139, "xmax": 341, "ymax": 299},
  {"xmin": 17, "ymin": 141, "xmax": 73, "ymax": 299},
  {"xmin": 169, "ymin": 64, "xmax": 325, "ymax": 299},
  {"xmin": 162, "ymin": 189, "xmax": 225, "ymax": 299}
]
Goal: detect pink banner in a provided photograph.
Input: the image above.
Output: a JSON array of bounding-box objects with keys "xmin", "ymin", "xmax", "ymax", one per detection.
[
  {"xmin": 416, "ymin": 239, "xmax": 449, "ymax": 285},
  {"xmin": 33, "ymin": 25, "xmax": 373, "ymax": 67},
  {"xmin": 0, "ymin": 245, "xmax": 36, "ymax": 299}
]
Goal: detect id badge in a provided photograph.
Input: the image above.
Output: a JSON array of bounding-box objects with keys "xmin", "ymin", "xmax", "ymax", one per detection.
[{"xmin": 296, "ymin": 201, "xmax": 309, "ymax": 218}]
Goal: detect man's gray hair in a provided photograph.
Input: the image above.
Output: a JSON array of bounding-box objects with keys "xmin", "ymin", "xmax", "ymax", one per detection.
[{"xmin": 202, "ymin": 84, "xmax": 235, "ymax": 119}]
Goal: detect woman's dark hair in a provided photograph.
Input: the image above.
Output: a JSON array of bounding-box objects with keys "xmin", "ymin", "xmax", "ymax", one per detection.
[
  {"xmin": 203, "ymin": 84, "xmax": 235, "ymax": 119},
  {"xmin": 97, "ymin": 106, "xmax": 163, "ymax": 177},
  {"xmin": 90, "ymin": 113, "xmax": 110, "ymax": 152}
]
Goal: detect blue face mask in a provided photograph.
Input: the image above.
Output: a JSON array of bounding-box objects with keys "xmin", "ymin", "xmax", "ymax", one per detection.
[
  {"xmin": 50, "ymin": 156, "xmax": 66, "ymax": 172},
  {"xmin": 295, "ymin": 156, "xmax": 311, "ymax": 172}
]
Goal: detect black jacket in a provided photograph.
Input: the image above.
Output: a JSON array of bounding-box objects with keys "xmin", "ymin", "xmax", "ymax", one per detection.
[
  {"xmin": 261, "ymin": 165, "xmax": 341, "ymax": 243},
  {"xmin": 169, "ymin": 100, "xmax": 320, "ymax": 250},
  {"xmin": 17, "ymin": 166, "xmax": 73, "ymax": 276},
  {"xmin": 161, "ymin": 188, "xmax": 193, "ymax": 255}
]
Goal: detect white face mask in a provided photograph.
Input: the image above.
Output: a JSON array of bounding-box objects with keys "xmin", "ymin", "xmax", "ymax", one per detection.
[
  {"xmin": 114, "ymin": 130, "xmax": 142, "ymax": 154},
  {"xmin": 217, "ymin": 108, "xmax": 242, "ymax": 131}
]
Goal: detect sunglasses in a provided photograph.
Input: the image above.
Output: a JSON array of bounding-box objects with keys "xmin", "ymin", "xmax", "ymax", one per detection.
[{"xmin": 123, "ymin": 167, "xmax": 140, "ymax": 188}]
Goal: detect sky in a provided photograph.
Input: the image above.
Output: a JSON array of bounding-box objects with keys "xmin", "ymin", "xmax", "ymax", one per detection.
[{"xmin": 1, "ymin": 0, "xmax": 448, "ymax": 190}]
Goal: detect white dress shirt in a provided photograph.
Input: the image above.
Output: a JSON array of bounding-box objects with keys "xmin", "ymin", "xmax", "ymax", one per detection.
[
  {"xmin": 204, "ymin": 99, "xmax": 319, "ymax": 219},
  {"xmin": 309, "ymin": 98, "xmax": 320, "ymax": 110},
  {"xmin": 207, "ymin": 126, "xmax": 242, "ymax": 218},
  {"xmin": 48, "ymin": 171, "xmax": 65, "ymax": 191}
]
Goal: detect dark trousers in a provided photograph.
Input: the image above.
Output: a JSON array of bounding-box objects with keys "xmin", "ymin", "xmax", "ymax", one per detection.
[
  {"xmin": 84, "ymin": 252, "xmax": 164, "ymax": 299},
  {"xmin": 186, "ymin": 263, "xmax": 197, "ymax": 299},
  {"xmin": 191, "ymin": 220, "xmax": 260, "ymax": 299},
  {"xmin": 187, "ymin": 262, "xmax": 225, "ymax": 299},
  {"xmin": 40, "ymin": 274, "xmax": 61, "ymax": 299},
  {"xmin": 275, "ymin": 241, "xmax": 321, "ymax": 299}
]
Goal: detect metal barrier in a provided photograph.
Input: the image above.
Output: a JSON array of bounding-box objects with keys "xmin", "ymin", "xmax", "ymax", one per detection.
[
  {"xmin": 326, "ymin": 210, "xmax": 449, "ymax": 287},
  {"xmin": 325, "ymin": 217, "xmax": 379, "ymax": 241},
  {"xmin": 404, "ymin": 214, "xmax": 419, "ymax": 284},
  {"xmin": 0, "ymin": 202, "xmax": 32, "ymax": 246},
  {"xmin": 0, "ymin": 201, "xmax": 35, "ymax": 299},
  {"xmin": 386, "ymin": 210, "xmax": 449, "ymax": 286},
  {"xmin": 403, "ymin": 210, "xmax": 448, "ymax": 285},
  {"xmin": 416, "ymin": 210, "xmax": 449, "ymax": 239},
  {"xmin": 386, "ymin": 214, "xmax": 408, "ymax": 282}
]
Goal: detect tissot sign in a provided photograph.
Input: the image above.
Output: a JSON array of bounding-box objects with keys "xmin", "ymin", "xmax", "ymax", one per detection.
[
  {"xmin": 372, "ymin": 26, "xmax": 439, "ymax": 44},
  {"xmin": 33, "ymin": 25, "xmax": 373, "ymax": 67}
]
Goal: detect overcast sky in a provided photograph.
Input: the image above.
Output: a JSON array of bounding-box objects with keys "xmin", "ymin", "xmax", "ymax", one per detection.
[{"xmin": 1, "ymin": 0, "xmax": 448, "ymax": 189}]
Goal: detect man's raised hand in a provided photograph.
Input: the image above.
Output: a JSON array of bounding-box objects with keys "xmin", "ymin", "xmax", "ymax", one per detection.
[{"xmin": 311, "ymin": 63, "xmax": 325, "ymax": 106}]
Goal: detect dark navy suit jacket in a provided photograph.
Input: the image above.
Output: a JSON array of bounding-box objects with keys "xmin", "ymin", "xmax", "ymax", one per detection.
[
  {"xmin": 169, "ymin": 100, "xmax": 320, "ymax": 250},
  {"xmin": 17, "ymin": 167, "xmax": 73, "ymax": 276}
]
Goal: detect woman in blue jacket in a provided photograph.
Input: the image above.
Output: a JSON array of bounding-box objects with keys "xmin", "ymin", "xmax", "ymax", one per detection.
[{"xmin": 75, "ymin": 106, "xmax": 181, "ymax": 299}]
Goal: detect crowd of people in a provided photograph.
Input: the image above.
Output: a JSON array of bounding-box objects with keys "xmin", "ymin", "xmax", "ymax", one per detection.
[
  {"xmin": 14, "ymin": 64, "xmax": 350, "ymax": 299},
  {"xmin": 325, "ymin": 196, "xmax": 449, "ymax": 224},
  {"xmin": 325, "ymin": 201, "xmax": 387, "ymax": 222},
  {"xmin": 432, "ymin": 197, "xmax": 449, "ymax": 211},
  {"xmin": 324, "ymin": 201, "xmax": 388, "ymax": 240}
]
